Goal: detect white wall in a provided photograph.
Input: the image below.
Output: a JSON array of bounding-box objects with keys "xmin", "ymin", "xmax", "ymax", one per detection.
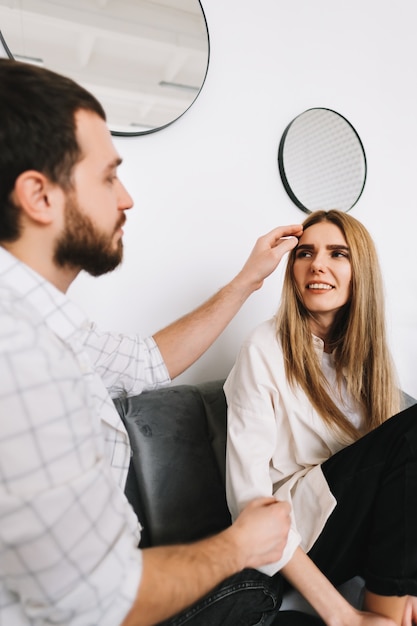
[{"xmin": 69, "ymin": 0, "xmax": 417, "ymax": 398}]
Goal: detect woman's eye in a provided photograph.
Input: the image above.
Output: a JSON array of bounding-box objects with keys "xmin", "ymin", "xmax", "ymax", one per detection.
[{"xmin": 296, "ymin": 250, "xmax": 311, "ymax": 258}]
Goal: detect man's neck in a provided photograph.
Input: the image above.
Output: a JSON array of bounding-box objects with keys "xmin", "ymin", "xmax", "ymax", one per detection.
[{"xmin": 0, "ymin": 241, "xmax": 78, "ymax": 293}]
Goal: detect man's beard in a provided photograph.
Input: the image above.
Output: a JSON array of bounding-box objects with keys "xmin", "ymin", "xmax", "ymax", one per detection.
[{"xmin": 54, "ymin": 194, "xmax": 124, "ymax": 276}]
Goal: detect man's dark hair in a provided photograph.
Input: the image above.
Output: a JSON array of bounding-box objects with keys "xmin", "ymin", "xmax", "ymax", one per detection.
[{"xmin": 0, "ymin": 59, "xmax": 106, "ymax": 241}]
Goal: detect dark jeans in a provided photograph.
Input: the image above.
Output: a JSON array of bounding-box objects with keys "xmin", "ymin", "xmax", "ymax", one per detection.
[
  {"xmin": 308, "ymin": 404, "xmax": 417, "ymax": 597},
  {"xmin": 157, "ymin": 569, "xmax": 323, "ymax": 626}
]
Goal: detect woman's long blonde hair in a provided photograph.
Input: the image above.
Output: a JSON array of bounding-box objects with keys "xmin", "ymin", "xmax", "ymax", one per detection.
[{"xmin": 276, "ymin": 210, "xmax": 400, "ymax": 441}]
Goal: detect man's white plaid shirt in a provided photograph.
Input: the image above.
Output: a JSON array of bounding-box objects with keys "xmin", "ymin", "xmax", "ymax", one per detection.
[{"xmin": 0, "ymin": 247, "xmax": 171, "ymax": 625}]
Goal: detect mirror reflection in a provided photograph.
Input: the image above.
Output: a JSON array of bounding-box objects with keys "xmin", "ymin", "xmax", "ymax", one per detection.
[
  {"xmin": 0, "ymin": 0, "xmax": 209, "ymax": 136},
  {"xmin": 278, "ymin": 108, "xmax": 367, "ymax": 214}
]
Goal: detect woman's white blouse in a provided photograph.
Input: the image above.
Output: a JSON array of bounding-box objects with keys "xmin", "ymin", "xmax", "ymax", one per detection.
[{"xmin": 224, "ymin": 318, "xmax": 355, "ymax": 576}]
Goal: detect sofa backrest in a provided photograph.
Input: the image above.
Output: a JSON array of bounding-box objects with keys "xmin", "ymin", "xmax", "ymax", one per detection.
[{"xmin": 115, "ymin": 380, "xmax": 231, "ymax": 547}]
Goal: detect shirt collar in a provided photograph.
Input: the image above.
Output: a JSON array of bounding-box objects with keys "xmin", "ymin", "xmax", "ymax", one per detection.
[
  {"xmin": 0, "ymin": 247, "xmax": 89, "ymax": 341},
  {"xmin": 312, "ymin": 333, "xmax": 349, "ymax": 379},
  {"xmin": 312, "ymin": 334, "xmax": 325, "ymax": 357}
]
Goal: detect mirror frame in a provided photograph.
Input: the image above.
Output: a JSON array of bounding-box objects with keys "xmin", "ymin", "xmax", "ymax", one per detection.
[
  {"xmin": 0, "ymin": 29, "xmax": 12, "ymax": 59},
  {"xmin": 278, "ymin": 107, "xmax": 367, "ymax": 214},
  {"xmin": 0, "ymin": 1, "xmax": 210, "ymax": 138},
  {"xmin": 112, "ymin": 1, "xmax": 210, "ymax": 138}
]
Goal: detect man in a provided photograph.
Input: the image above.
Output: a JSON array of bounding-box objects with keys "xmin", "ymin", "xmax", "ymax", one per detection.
[{"xmin": 0, "ymin": 59, "xmax": 312, "ymax": 625}]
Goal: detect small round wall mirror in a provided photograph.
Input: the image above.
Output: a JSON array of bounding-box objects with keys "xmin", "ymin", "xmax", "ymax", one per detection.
[
  {"xmin": 0, "ymin": 0, "xmax": 209, "ymax": 136},
  {"xmin": 278, "ymin": 108, "xmax": 367, "ymax": 213}
]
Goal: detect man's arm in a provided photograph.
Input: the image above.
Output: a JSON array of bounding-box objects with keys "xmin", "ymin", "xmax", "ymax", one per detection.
[
  {"xmin": 122, "ymin": 497, "xmax": 291, "ymax": 626},
  {"xmin": 153, "ymin": 224, "xmax": 302, "ymax": 379}
]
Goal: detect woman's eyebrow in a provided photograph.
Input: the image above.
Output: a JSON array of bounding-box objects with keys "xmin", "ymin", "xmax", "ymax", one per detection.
[
  {"xmin": 296, "ymin": 243, "xmax": 350, "ymax": 251},
  {"xmin": 327, "ymin": 244, "xmax": 350, "ymax": 251}
]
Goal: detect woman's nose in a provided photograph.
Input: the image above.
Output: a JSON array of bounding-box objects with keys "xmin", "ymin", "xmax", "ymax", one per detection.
[{"xmin": 310, "ymin": 255, "xmax": 326, "ymax": 272}]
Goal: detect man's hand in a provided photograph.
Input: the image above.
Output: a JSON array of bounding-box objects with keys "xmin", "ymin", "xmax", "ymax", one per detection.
[
  {"xmin": 226, "ymin": 497, "xmax": 291, "ymax": 570},
  {"xmin": 124, "ymin": 497, "xmax": 291, "ymax": 626},
  {"xmin": 235, "ymin": 224, "xmax": 303, "ymax": 294}
]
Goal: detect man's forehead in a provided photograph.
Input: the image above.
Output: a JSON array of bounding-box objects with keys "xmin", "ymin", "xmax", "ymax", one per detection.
[{"xmin": 75, "ymin": 109, "xmax": 121, "ymax": 166}]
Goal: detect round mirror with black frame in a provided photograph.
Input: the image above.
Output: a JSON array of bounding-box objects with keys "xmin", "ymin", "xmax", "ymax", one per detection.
[
  {"xmin": 278, "ymin": 108, "xmax": 367, "ymax": 214},
  {"xmin": 0, "ymin": 0, "xmax": 209, "ymax": 136}
]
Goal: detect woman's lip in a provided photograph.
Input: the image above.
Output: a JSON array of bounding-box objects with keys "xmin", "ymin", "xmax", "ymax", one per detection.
[{"xmin": 306, "ymin": 283, "xmax": 334, "ymax": 290}]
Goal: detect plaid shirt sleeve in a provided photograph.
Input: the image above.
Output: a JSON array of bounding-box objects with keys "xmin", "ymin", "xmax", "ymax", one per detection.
[
  {"xmin": 0, "ymin": 301, "xmax": 142, "ymax": 625},
  {"xmin": 81, "ymin": 322, "xmax": 171, "ymax": 399}
]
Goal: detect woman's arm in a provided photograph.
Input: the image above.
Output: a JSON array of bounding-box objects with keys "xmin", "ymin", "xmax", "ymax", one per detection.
[
  {"xmin": 224, "ymin": 321, "xmax": 305, "ymax": 575},
  {"xmin": 282, "ymin": 548, "xmax": 397, "ymax": 626}
]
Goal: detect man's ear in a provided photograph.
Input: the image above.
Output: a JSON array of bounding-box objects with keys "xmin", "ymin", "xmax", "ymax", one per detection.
[{"xmin": 12, "ymin": 170, "xmax": 64, "ymax": 225}]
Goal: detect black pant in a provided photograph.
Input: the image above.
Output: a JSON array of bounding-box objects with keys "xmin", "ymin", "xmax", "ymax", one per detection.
[{"xmin": 308, "ymin": 404, "xmax": 417, "ymax": 597}]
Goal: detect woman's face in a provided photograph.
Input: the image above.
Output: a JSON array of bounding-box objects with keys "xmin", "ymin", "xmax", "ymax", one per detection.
[{"xmin": 292, "ymin": 221, "xmax": 352, "ymax": 324}]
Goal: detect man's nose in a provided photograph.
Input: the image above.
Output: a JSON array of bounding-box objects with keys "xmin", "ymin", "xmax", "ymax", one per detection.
[{"xmin": 118, "ymin": 180, "xmax": 134, "ymax": 211}]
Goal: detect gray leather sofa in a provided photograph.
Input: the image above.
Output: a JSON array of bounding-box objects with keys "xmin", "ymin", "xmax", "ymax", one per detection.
[
  {"xmin": 115, "ymin": 380, "xmax": 231, "ymax": 549},
  {"xmin": 114, "ymin": 380, "xmax": 416, "ymax": 617}
]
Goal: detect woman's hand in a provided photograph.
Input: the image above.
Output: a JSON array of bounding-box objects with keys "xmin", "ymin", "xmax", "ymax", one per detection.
[
  {"xmin": 353, "ymin": 611, "xmax": 395, "ymax": 626},
  {"xmin": 401, "ymin": 596, "xmax": 417, "ymax": 626}
]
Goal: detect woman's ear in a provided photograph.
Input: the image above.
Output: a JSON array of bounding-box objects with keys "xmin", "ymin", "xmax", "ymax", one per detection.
[{"xmin": 12, "ymin": 170, "xmax": 64, "ymax": 225}]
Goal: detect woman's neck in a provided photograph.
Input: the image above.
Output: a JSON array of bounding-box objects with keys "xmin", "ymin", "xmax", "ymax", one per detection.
[{"xmin": 309, "ymin": 315, "xmax": 335, "ymax": 353}]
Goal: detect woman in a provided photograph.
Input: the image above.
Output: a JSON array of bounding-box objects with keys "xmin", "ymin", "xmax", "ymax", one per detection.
[{"xmin": 225, "ymin": 210, "xmax": 417, "ymax": 626}]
